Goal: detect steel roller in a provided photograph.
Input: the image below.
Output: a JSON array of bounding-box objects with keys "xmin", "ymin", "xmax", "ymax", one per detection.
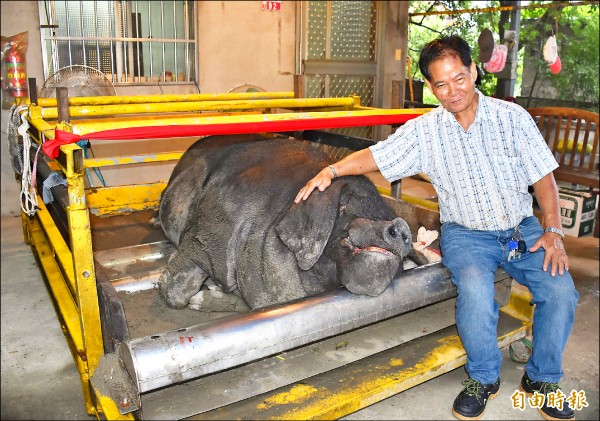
[{"xmin": 119, "ymin": 263, "xmax": 459, "ymax": 393}]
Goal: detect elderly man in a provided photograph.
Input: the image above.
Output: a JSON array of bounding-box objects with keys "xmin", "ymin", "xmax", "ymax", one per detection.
[{"xmin": 295, "ymin": 35, "xmax": 578, "ymax": 421}]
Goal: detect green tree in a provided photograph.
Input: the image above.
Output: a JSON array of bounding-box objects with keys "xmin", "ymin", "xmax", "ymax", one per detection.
[
  {"xmin": 408, "ymin": 1, "xmax": 501, "ymax": 103},
  {"xmin": 407, "ymin": 1, "xmax": 599, "ymax": 110},
  {"xmin": 519, "ymin": 2, "xmax": 599, "ymax": 110}
]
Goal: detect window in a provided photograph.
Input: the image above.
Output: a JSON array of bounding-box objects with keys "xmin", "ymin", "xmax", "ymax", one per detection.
[
  {"xmin": 303, "ymin": 1, "xmax": 377, "ymax": 104},
  {"xmin": 301, "ymin": 0, "xmax": 378, "ymax": 139},
  {"xmin": 39, "ymin": 0, "xmax": 197, "ymax": 84}
]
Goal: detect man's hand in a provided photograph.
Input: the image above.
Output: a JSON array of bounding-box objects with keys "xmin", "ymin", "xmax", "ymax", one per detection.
[
  {"xmin": 294, "ymin": 166, "xmax": 335, "ymax": 203},
  {"xmin": 529, "ymin": 232, "xmax": 569, "ymax": 276},
  {"xmin": 530, "ymin": 173, "xmax": 568, "ymax": 276},
  {"xmin": 294, "ymin": 148, "xmax": 379, "ymax": 203}
]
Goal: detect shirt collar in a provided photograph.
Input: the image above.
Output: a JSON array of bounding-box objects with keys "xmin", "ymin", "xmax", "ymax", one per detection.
[{"xmin": 474, "ymin": 89, "xmax": 491, "ymax": 122}]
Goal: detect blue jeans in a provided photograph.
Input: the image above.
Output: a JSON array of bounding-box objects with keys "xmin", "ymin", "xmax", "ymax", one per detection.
[{"xmin": 441, "ymin": 216, "xmax": 579, "ymax": 385}]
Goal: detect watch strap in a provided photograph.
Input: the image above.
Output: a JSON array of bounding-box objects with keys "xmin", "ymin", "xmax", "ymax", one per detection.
[
  {"xmin": 328, "ymin": 165, "xmax": 338, "ymax": 179},
  {"xmin": 544, "ymin": 226, "xmax": 565, "ymax": 238}
]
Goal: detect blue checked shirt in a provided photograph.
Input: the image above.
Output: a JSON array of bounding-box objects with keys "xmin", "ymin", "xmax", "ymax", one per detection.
[{"xmin": 370, "ymin": 90, "xmax": 558, "ymax": 231}]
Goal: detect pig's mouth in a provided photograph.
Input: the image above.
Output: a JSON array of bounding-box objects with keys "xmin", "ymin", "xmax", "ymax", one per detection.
[{"xmin": 341, "ymin": 237, "xmax": 394, "ymax": 257}]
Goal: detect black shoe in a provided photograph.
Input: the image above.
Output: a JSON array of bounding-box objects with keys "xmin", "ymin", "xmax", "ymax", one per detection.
[
  {"xmin": 520, "ymin": 373, "xmax": 575, "ymax": 420},
  {"xmin": 452, "ymin": 377, "xmax": 500, "ymax": 420}
]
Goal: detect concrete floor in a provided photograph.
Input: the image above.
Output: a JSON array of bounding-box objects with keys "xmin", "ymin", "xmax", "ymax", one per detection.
[{"xmin": 1, "ymin": 209, "xmax": 599, "ymax": 420}]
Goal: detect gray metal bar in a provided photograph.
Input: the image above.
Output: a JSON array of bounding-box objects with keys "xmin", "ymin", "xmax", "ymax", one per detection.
[
  {"xmin": 65, "ymin": 0, "xmax": 73, "ymax": 66},
  {"xmin": 140, "ymin": 297, "xmax": 461, "ymax": 418},
  {"xmin": 94, "ymin": 0, "xmax": 101, "ymax": 71},
  {"xmin": 184, "ymin": 0, "xmax": 189, "ymax": 81},
  {"xmin": 109, "ymin": 0, "xmax": 116, "ymax": 80},
  {"xmin": 119, "ymin": 264, "xmax": 505, "ymax": 393},
  {"xmin": 122, "ymin": 0, "xmax": 128, "ymax": 80},
  {"xmin": 391, "ymin": 179, "xmax": 402, "ymax": 199},
  {"xmin": 304, "ymin": 60, "xmax": 378, "ymax": 76},
  {"xmin": 28, "ymin": 78, "xmax": 38, "ymax": 104},
  {"xmin": 173, "ymin": 0, "xmax": 178, "ymax": 80},
  {"xmin": 148, "ymin": 0, "xmax": 154, "ymax": 80},
  {"xmin": 160, "ymin": 0, "xmax": 166, "ymax": 80},
  {"xmin": 79, "ymin": 0, "xmax": 86, "ymax": 67},
  {"xmin": 133, "ymin": 1, "xmax": 140, "ymax": 82},
  {"xmin": 294, "ymin": 74, "xmax": 304, "ymax": 98},
  {"xmin": 56, "ymin": 87, "xmax": 70, "ymax": 123}
]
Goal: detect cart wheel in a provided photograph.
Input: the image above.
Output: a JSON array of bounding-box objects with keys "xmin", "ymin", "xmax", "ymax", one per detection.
[{"xmin": 509, "ymin": 338, "xmax": 533, "ymax": 364}]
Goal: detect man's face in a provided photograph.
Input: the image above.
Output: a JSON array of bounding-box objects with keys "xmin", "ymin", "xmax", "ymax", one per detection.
[{"xmin": 425, "ymin": 54, "xmax": 477, "ymax": 115}]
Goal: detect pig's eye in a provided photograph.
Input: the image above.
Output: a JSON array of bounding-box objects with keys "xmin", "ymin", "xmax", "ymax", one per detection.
[{"xmin": 388, "ymin": 226, "xmax": 398, "ymax": 237}]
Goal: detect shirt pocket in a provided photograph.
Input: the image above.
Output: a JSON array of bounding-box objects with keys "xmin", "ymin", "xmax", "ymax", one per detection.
[{"xmin": 489, "ymin": 155, "xmax": 528, "ymax": 192}]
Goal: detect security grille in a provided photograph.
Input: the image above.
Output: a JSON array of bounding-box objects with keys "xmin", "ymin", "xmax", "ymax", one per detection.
[
  {"xmin": 303, "ymin": 1, "xmax": 377, "ymax": 140},
  {"xmin": 330, "ymin": 1, "xmax": 376, "ymax": 62},
  {"xmin": 39, "ymin": 0, "xmax": 197, "ymax": 85}
]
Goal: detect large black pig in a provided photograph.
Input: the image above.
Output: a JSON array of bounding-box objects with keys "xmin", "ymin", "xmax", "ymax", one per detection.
[{"xmin": 158, "ymin": 133, "xmax": 419, "ymax": 310}]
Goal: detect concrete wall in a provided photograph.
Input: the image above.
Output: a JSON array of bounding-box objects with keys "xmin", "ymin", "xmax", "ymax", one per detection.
[{"xmin": 197, "ymin": 1, "xmax": 296, "ymax": 93}]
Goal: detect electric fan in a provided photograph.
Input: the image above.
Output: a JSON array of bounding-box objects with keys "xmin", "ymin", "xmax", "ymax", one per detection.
[
  {"xmin": 39, "ymin": 64, "xmax": 116, "ymax": 98},
  {"xmin": 38, "ymin": 65, "xmax": 114, "ymax": 188},
  {"xmin": 227, "ymin": 83, "xmax": 266, "ymax": 93}
]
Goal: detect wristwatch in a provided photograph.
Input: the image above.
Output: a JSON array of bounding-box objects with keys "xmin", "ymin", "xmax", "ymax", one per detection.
[{"xmin": 544, "ymin": 226, "xmax": 565, "ymax": 239}]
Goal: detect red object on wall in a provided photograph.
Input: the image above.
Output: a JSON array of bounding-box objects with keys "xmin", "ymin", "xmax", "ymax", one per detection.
[
  {"xmin": 4, "ymin": 45, "xmax": 28, "ymax": 99},
  {"xmin": 261, "ymin": 1, "xmax": 281, "ymax": 11}
]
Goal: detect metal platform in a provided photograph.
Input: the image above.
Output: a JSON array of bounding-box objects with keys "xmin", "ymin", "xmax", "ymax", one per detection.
[
  {"xmin": 13, "ymin": 92, "xmax": 533, "ymax": 419},
  {"xmin": 85, "ymin": 206, "xmax": 528, "ymax": 420}
]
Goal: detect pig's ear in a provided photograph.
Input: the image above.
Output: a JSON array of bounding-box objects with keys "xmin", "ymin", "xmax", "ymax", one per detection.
[{"xmin": 276, "ymin": 182, "xmax": 343, "ymax": 270}]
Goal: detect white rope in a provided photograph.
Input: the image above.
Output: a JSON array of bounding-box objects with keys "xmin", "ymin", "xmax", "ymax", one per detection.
[{"xmin": 15, "ymin": 106, "xmax": 39, "ymax": 216}]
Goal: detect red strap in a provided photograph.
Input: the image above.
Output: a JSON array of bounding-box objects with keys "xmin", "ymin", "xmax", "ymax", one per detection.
[{"xmin": 43, "ymin": 113, "xmax": 420, "ymax": 159}]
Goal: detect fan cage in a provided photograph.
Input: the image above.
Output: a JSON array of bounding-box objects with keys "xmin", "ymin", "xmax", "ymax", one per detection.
[{"xmin": 39, "ymin": 65, "xmax": 117, "ymax": 98}]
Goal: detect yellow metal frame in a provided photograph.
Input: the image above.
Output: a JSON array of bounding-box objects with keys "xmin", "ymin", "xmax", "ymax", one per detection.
[{"xmin": 16, "ymin": 92, "xmax": 530, "ymax": 419}]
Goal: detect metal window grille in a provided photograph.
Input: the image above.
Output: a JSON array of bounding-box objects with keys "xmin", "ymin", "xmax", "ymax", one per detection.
[
  {"xmin": 303, "ymin": 1, "xmax": 377, "ymax": 140},
  {"xmin": 39, "ymin": 0, "xmax": 197, "ymax": 85}
]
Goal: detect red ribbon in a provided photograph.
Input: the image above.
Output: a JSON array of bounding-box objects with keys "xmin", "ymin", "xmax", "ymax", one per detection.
[{"xmin": 43, "ymin": 113, "xmax": 421, "ymax": 159}]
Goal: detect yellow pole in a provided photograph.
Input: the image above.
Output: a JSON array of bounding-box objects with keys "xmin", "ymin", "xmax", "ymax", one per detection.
[
  {"xmin": 36, "ymin": 91, "xmax": 295, "ymax": 107},
  {"xmin": 40, "ymin": 97, "xmax": 357, "ymax": 119},
  {"xmin": 59, "ymin": 143, "xmax": 105, "ymax": 415},
  {"xmin": 65, "ymin": 108, "xmax": 429, "ymax": 135}
]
